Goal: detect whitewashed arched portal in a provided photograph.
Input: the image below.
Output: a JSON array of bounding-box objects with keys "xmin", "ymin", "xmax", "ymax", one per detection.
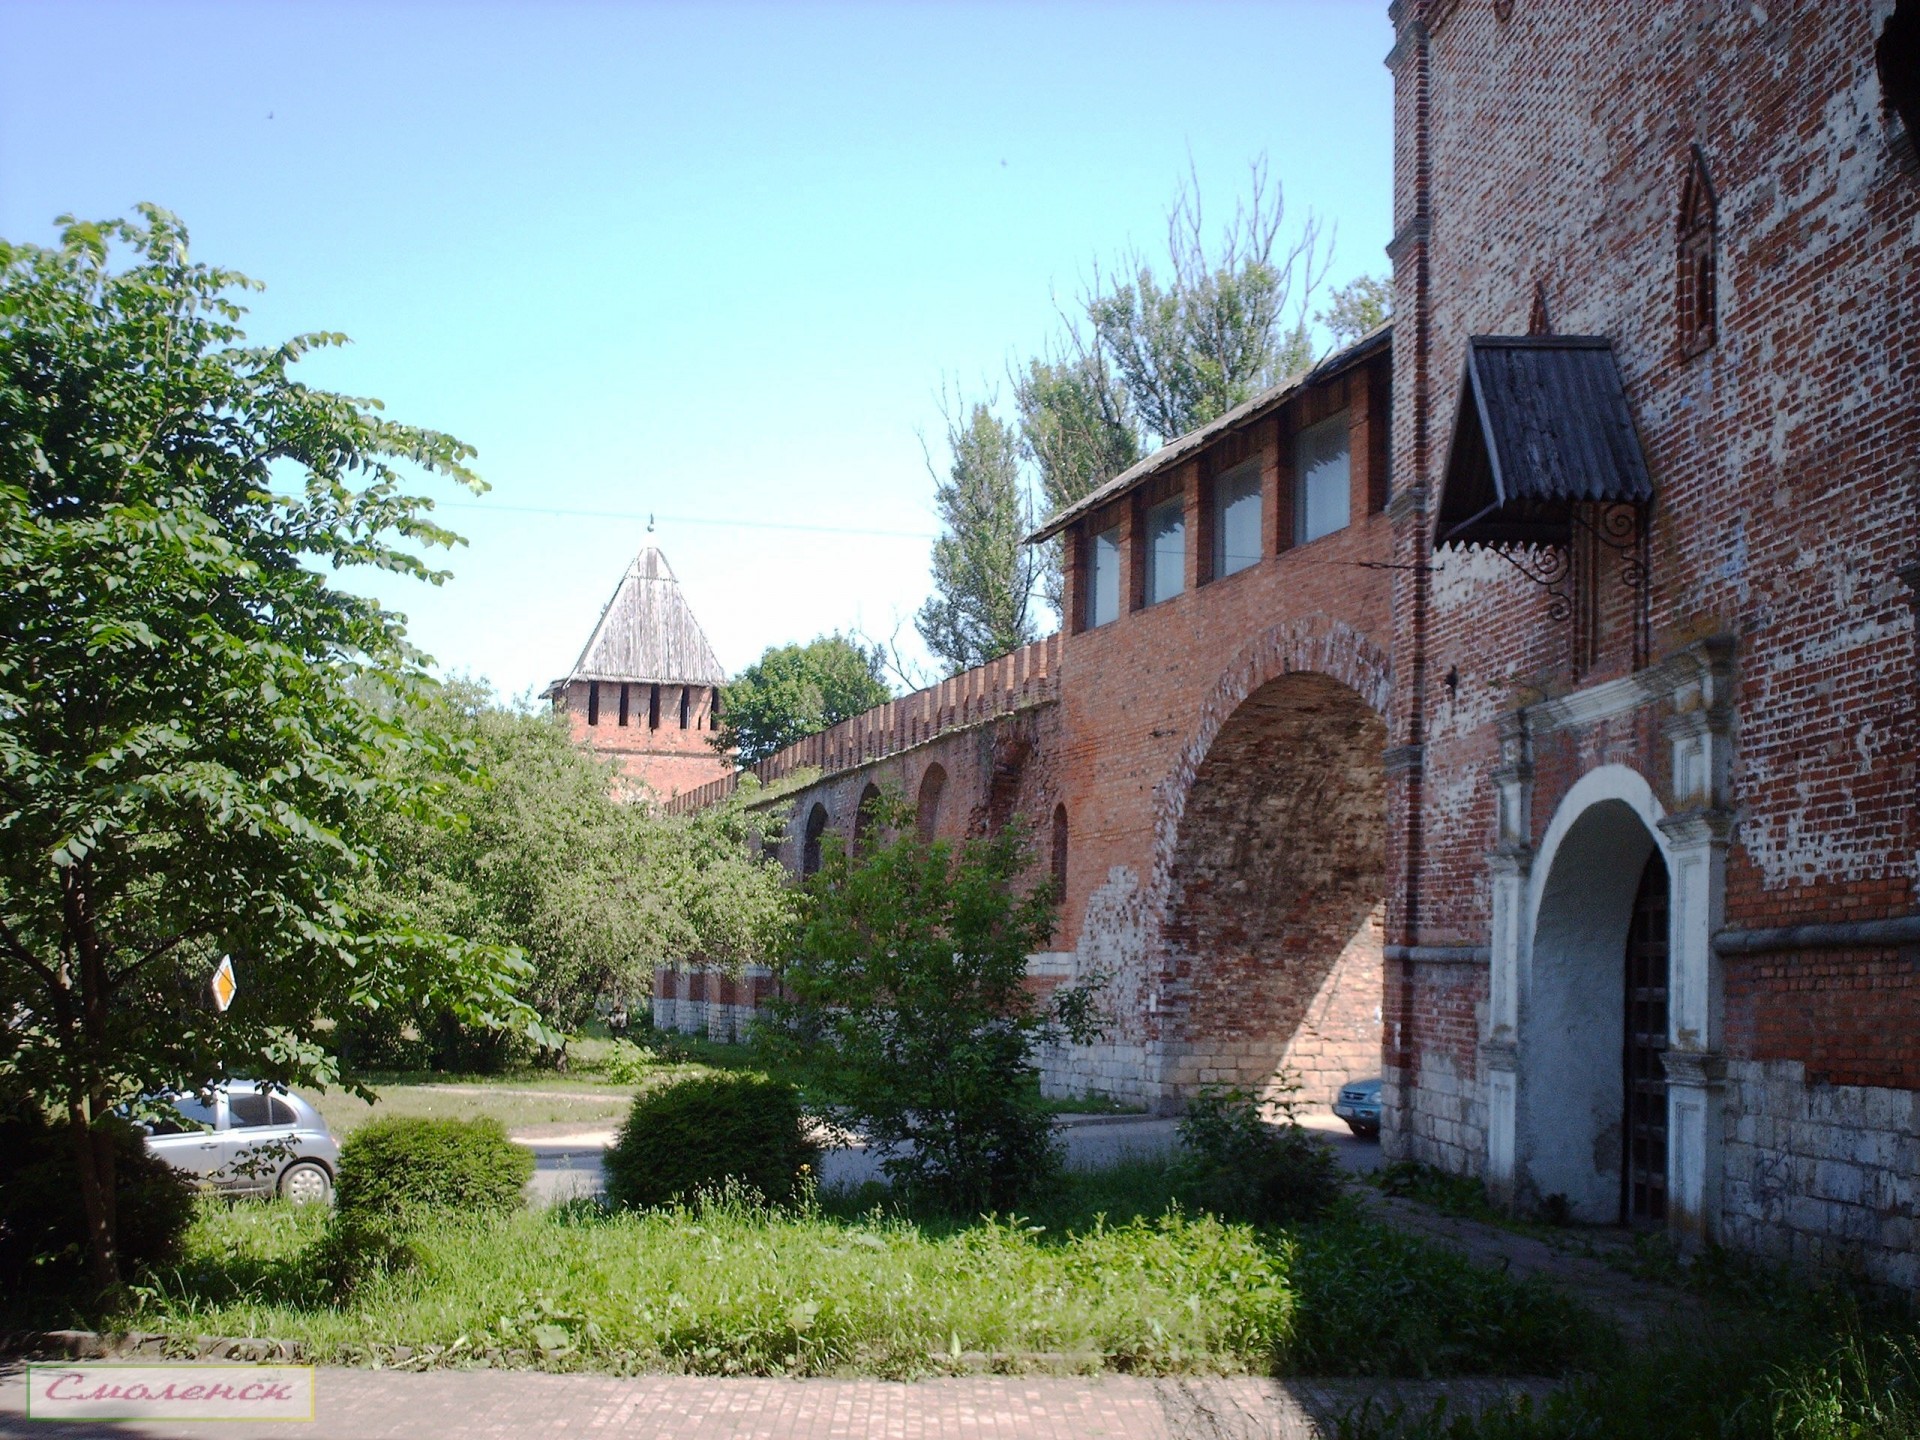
[
  {"xmin": 1486, "ymin": 752, "xmax": 1727, "ymax": 1240},
  {"xmin": 1517, "ymin": 768, "xmax": 1669, "ymax": 1220}
]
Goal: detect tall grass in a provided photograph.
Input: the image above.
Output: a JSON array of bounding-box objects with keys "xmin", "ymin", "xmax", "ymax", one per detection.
[
  {"xmin": 129, "ymin": 1188, "xmax": 1289, "ymax": 1376},
  {"xmin": 108, "ymin": 1168, "xmax": 1600, "ymax": 1380}
]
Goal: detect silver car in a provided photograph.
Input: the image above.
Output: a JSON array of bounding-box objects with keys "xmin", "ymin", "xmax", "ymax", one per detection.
[{"xmin": 141, "ymin": 1082, "xmax": 339, "ymax": 1205}]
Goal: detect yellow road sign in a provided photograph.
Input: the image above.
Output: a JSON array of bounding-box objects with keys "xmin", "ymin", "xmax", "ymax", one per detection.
[{"xmin": 211, "ymin": 956, "xmax": 237, "ymax": 1013}]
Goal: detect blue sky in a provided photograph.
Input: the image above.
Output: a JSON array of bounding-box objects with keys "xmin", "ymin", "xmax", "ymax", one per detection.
[{"xmin": 1, "ymin": 0, "xmax": 1394, "ymax": 699}]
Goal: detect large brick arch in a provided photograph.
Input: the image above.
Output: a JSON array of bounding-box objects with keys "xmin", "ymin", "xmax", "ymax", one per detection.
[
  {"xmin": 1147, "ymin": 618, "xmax": 1391, "ymax": 904},
  {"xmin": 1146, "ymin": 618, "xmax": 1392, "ymax": 1106}
]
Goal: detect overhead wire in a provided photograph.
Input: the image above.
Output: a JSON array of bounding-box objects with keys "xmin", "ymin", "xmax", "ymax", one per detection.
[{"xmin": 434, "ymin": 500, "xmax": 936, "ymax": 541}]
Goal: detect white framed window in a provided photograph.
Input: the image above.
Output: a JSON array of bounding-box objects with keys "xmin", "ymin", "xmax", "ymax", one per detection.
[
  {"xmin": 1295, "ymin": 413, "xmax": 1351, "ymax": 544},
  {"xmin": 1087, "ymin": 523, "xmax": 1123, "ymax": 628},
  {"xmin": 1210, "ymin": 458, "xmax": 1262, "ymax": 579},
  {"xmin": 1143, "ymin": 496, "xmax": 1186, "ymax": 605}
]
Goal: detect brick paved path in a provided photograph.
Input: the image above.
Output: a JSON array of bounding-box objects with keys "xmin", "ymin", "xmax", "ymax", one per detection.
[
  {"xmin": 0, "ymin": 1367, "xmax": 1546, "ymax": 1440},
  {"xmin": 1351, "ymin": 1192, "xmax": 1705, "ymax": 1341}
]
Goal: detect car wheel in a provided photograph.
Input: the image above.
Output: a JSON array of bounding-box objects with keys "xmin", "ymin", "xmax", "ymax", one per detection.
[{"xmin": 279, "ymin": 1161, "xmax": 333, "ymax": 1206}]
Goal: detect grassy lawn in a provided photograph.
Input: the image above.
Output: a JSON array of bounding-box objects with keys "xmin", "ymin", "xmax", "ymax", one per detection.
[
  {"xmin": 300, "ymin": 1083, "xmax": 636, "ymax": 1138},
  {"xmin": 300, "ymin": 1035, "xmax": 732, "ymax": 1137},
  {"xmin": 103, "ymin": 1163, "xmax": 1601, "ymax": 1380}
]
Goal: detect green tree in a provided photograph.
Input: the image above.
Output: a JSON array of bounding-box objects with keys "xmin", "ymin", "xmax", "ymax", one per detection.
[
  {"xmin": 712, "ymin": 633, "xmax": 890, "ymax": 767},
  {"xmin": 914, "ymin": 398, "xmax": 1040, "ymax": 674},
  {"xmin": 1317, "ymin": 274, "xmax": 1392, "ymax": 347},
  {"xmin": 1085, "ymin": 158, "xmax": 1327, "ymax": 446},
  {"xmin": 365, "ymin": 682, "xmax": 794, "ymax": 1050},
  {"xmin": 1014, "ymin": 347, "xmax": 1140, "ymax": 612},
  {"xmin": 922, "ymin": 161, "xmax": 1331, "ymax": 636},
  {"xmin": 0, "ymin": 209, "xmax": 544, "ymax": 1289},
  {"xmin": 763, "ymin": 797, "xmax": 1098, "ymax": 1213}
]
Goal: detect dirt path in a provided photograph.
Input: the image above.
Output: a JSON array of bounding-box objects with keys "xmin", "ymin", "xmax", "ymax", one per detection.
[{"xmin": 1353, "ymin": 1190, "xmax": 1706, "ymax": 1341}]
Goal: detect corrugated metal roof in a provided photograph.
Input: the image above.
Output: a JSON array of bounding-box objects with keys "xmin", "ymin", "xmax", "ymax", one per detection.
[
  {"xmin": 543, "ymin": 547, "xmax": 727, "ymax": 693},
  {"xmin": 1026, "ymin": 323, "xmax": 1392, "ymax": 545},
  {"xmin": 1435, "ymin": 336, "xmax": 1653, "ymax": 548}
]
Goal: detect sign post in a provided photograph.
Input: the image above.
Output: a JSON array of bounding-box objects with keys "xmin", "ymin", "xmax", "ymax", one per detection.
[{"xmin": 210, "ymin": 956, "xmax": 237, "ymax": 1013}]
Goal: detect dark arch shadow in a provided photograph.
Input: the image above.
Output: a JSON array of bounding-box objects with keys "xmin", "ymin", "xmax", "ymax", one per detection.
[
  {"xmin": 801, "ymin": 802, "xmax": 828, "ymax": 878},
  {"xmin": 853, "ymin": 782, "xmax": 883, "ymax": 855},
  {"xmin": 1160, "ymin": 671, "xmax": 1387, "ymax": 1109},
  {"xmin": 916, "ymin": 763, "xmax": 947, "ymax": 843}
]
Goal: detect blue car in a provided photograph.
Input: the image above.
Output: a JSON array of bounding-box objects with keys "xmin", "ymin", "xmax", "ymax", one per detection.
[{"xmin": 1334, "ymin": 1077, "xmax": 1382, "ymax": 1138}]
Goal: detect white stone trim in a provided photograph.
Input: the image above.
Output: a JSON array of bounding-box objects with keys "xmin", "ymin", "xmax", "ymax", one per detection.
[
  {"xmin": 1522, "ymin": 764, "xmax": 1672, "ymax": 942},
  {"xmin": 1484, "ymin": 636, "xmax": 1736, "ymax": 1239}
]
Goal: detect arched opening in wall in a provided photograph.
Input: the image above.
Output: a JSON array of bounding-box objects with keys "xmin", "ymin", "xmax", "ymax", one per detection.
[
  {"xmin": 984, "ymin": 738, "xmax": 1031, "ymax": 835},
  {"xmin": 1162, "ymin": 672, "xmax": 1387, "ymax": 1112},
  {"xmin": 853, "ymin": 783, "xmax": 883, "ymax": 856},
  {"xmin": 802, "ymin": 803, "xmax": 828, "ymax": 879},
  {"xmin": 1522, "ymin": 798, "xmax": 1668, "ymax": 1225},
  {"xmin": 915, "ymin": 764, "xmax": 947, "ymax": 843}
]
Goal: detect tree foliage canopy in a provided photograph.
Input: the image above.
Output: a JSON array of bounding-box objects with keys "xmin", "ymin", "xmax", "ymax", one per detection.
[
  {"xmin": 713, "ymin": 632, "xmax": 890, "ymax": 767},
  {"xmin": 0, "ymin": 208, "xmax": 544, "ymax": 1286},
  {"xmin": 1085, "ymin": 159, "xmax": 1326, "ymax": 447},
  {"xmin": 368, "ymin": 681, "xmax": 794, "ymax": 1040},
  {"xmin": 1317, "ymin": 274, "xmax": 1393, "ymax": 348},
  {"xmin": 922, "ymin": 161, "xmax": 1377, "ymax": 641}
]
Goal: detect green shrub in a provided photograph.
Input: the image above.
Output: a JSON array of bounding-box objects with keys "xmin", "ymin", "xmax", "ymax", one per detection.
[
  {"xmin": 600, "ymin": 1038, "xmax": 659, "ymax": 1086},
  {"xmin": 1177, "ymin": 1085, "xmax": 1340, "ymax": 1227},
  {"xmin": 603, "ymin": 1072, "xmax": 818, "ymax": 1211},
  {"xmin": 0, "ymin": 1102, "xmax": 194, "ymax": 1291},
  {"xmin": 334, "ymin": 1115, "xmax": 532, "ymax": 1225}
]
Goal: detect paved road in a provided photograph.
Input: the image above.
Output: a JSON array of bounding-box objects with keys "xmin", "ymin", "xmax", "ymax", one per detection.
[
  {"xmin": 524, "ymin": 1114, "xmax": 1380, "ymax": 1205},
  {"xmin": 0, "ymin": 1365, "xmax": 1543, "ymax": 1440}
]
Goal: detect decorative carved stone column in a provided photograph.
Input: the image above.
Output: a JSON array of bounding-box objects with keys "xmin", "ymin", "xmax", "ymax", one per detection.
[
  {"xmin": 1484, "ymin": 709, "xmax": 1533, "ymax": 1203},
  {"xmin": 1657, "ymin": 637, "xmax": 1736, "ymax": 1244}
]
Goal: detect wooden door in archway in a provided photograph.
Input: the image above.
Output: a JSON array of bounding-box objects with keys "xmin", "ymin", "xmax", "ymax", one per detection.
[{"xmin": 1623, "ymin": 851, "xmax": 1670, "ymax": 1225}]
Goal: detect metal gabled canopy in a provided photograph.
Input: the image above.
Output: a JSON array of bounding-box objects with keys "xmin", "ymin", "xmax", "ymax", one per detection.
[{"xmin": 1434, "ymin": 336, "xmax": 1653, "ymax": 549}]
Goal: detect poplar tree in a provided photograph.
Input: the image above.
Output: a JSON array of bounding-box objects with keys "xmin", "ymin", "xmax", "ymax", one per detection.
[{"xmin": 914, "ymin": 400, "xmax": 1040, "ymax": 674}]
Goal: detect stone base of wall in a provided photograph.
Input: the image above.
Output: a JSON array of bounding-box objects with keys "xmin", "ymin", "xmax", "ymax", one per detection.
[
  {"xmin": 1036, "ymin": 1037, "xmax": 1165, "ymax": 1110},
  {"xmin": 1383, "ymin": 1052, "xmax": 1486, "ymax": 1177},
  {"xmin": 650, "ymin": 966, "xmax": 772, "ymax": 1045},
  {"xmin": 1721, "ymin": 1058, "xmax": 1918, "ymax": 1291}
]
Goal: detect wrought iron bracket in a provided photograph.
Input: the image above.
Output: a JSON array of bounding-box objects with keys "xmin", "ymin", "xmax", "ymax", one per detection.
[
  {"xmin": 1571, "ymin": 501, "xmax": 1652, "ymax": 666},
  {"xmin": 1487, "ymin": 542, "xmax": 1574, "ymax": 622}
]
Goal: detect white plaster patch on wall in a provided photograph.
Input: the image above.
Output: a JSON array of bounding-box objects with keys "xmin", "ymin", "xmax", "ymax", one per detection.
[
  {"xmin": 1428, "ymin": 762, "xmax": 1488, "ymax": 834},
  {"xmin": 1074, "ymin": 865, "xmax": 1151, "ymax": 1046},
  {"xmin": 1431, "ymin": 545, "xmax": 1519, "ymax": 613}
]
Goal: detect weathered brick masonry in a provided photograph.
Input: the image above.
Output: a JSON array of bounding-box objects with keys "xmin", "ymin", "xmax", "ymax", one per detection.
[
  {"xmin": 665, "ymin": 343, "xmax": 1400, "ymax": 1115},
  {"xmin": 1383, "ymin": 0, "xmax": 1919, "ymax": 1282}
]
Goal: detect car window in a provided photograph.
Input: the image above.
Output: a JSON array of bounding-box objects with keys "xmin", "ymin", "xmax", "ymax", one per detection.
[
  {"xmin": 269, "ymin": 1097, "xmax": 298, "ymax": 1127},
  {"xmin": 146, "ymin": 1097, "xmax": 217, "ymax": 1136},
  {"xmin": 227, "ymin": 1092, "xmax": 275, "ymax": 1128}
]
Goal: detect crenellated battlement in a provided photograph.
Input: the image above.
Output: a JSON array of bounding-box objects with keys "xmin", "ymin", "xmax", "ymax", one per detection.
[{"xmin": 665, "ymin": 632, "xmax": 1062, "ymax": 814}]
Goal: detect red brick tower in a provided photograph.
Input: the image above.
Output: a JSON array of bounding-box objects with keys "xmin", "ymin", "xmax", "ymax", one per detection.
[{"xmin": 542, "ymin": 547, "xmax": 734, "ymax": 802}]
